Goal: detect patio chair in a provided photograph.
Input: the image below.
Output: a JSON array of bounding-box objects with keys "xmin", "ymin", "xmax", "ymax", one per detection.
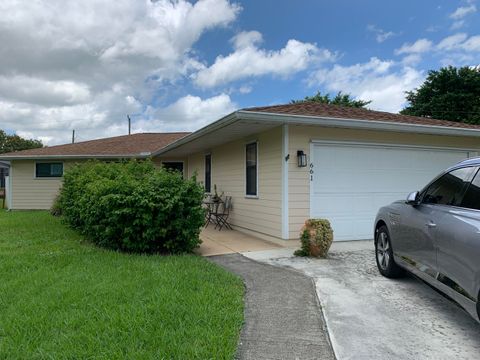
[
  {"xmin": 213, "ymin": 196, "xmax": 232, "ymax": 231},
  {"xmin": 203, "ymin": 194, "xmax": 222, "ymax": 228}
]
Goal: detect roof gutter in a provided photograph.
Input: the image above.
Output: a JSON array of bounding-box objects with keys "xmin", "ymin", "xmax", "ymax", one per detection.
[{"xmin": 0, "ymin": 153, "xmax": 151, "ymax": 161}]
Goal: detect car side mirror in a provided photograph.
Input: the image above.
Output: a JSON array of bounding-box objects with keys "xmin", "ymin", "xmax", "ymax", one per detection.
[{"xmin": 406, "ymin": 191, "xmax": 420, "ymax": 205}]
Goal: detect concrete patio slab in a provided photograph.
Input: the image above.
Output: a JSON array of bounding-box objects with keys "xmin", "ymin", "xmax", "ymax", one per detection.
[
  {"xmin": 243, "ymin": 240, "xmax": 480, "ymax": 360},
  {"xmin": 196, "ymin": 227, "xmax": 285, "ymax": 256}
]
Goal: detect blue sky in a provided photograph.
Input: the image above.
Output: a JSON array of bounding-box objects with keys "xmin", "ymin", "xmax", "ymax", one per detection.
[{"xmin": 0, "ymin": 0, "xmax": 479, "ymax": 144}]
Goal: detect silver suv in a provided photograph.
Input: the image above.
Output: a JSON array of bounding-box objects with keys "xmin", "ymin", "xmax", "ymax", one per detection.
[{"xmin": 374, "ymin": 157, "xmax": 480, "ymax": 322}]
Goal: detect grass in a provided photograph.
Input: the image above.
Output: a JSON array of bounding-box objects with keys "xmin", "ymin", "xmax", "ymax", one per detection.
[{"xmin": 0, "ymin": 211, "xmax": 244, "ymax": 359}]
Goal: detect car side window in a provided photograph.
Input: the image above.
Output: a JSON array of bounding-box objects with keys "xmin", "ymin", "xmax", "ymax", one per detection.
[
  {"xmin": 422, "ymin": 167, "xmax": 475, "ymax": 206},
  {"xmin": 460, "ymin": 169, "xmax": 480, "ymax": 210}
]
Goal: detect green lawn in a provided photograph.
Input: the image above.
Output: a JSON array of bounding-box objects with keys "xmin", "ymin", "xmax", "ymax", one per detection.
[{"xmin": 0, "ymin": 211, "xmax": 244, "ymax": 359}]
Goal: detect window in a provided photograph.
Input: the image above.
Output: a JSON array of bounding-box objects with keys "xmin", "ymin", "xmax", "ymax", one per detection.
[
  {"xmin": 35, "ymin": 162, "xmax": 63, "ymax": 178},
  {"xmin": 245, "ymin": 142, "xmax": 257, "ymax": 196},
  {"xmin": 205, "ymin": 154, "xmax": 211, "ymax": 193},
  {"xmin": 422, "ymin": 167, "xmax": 475, "ymax": 206},
  {"xmin": 461, "ymin": 169, "xmax": 480, "ymax": 210},
  {"xmin": 162, "ymin": 162, "xmax": 184, "ymax": 176}
]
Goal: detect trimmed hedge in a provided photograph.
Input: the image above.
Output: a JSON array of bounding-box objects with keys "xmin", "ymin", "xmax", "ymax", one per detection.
[{"xmin": 55, "ymin": 160, "xmax": 205, "ymax": 254}]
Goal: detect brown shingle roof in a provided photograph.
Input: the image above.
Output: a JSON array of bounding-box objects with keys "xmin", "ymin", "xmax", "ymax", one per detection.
[
  {"xmin": 0, "ymin": 132, "xmax": 190, "ymax": 158},
  {"xmin": 244, "ymin": 102, "xmax": 480, "ymax": 130}
]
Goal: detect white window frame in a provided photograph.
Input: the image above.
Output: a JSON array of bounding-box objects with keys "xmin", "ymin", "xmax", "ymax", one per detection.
[{"xmin": 245, "ymin": 141, "xmax": 259, "ymax": 198}]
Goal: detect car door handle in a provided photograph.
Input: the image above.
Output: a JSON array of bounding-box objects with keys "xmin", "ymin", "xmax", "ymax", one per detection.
[{"xmin": 425, "ymin": 222, "xmax": 437, "ymax": 228}]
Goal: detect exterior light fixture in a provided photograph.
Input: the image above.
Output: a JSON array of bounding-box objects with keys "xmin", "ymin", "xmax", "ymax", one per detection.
[{"xmin": 297, "ymin": 150, "xmax": 307, "ymax": 167}]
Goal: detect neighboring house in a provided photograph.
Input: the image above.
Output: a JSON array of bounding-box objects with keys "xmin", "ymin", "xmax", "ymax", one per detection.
[
  {"xmin": 0, "ymin": 161, "xmax": 9, "ymax": 188},
  {"xmin": 0, "ymin": 133, "xmax": 189, "ymax": 210},
  {"xmin": 2, "ymin": 102, "xmax": 480, "ymax": 242}
]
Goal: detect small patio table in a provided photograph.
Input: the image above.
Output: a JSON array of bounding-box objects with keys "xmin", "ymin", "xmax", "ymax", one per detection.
[
  {"xmin": 203, "ymin": 196, "xmax": 233, "ymax": 230},
  {"xmin": 203, "ymin": 198, "xmax": 223, "ymax": 228}
]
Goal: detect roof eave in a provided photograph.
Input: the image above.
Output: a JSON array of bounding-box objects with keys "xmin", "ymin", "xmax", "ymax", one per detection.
[
  {"xmin": 152, "ymin": 111, "xmax": 239, "ymax": 156},
  {"xmin": 238, "ymin": 111, "xmax": 480, "ymax": 138},
  {"xmin": 154, "ymin": 110, "xmax": 480, "ymax": 156},
  {"xmin": 0, "ymin": 153, "xmax": 151, "ymax": 161}
]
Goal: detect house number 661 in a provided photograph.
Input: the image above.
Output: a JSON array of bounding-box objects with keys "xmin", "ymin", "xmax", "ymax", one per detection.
[{"xmin": 309, "ymin": 163, "xmax": 314, "ymax": 181}]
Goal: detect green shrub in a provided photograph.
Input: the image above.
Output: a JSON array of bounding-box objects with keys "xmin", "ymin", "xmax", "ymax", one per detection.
[
  {"xmin": 294, "ymin": 219, "xmax": 333, "ymax": 258},
  {"xmin": 55, "ymin": 160, "xmax": 205, "ymax": 254}
]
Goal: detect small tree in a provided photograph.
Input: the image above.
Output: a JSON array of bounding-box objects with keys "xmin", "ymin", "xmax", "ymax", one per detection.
[
  {"xmin": 291, "ymin": 91, "xmax": 371, "ymax": 108},
  {"xmin": 401, "ymin": 66, "xmax": 480, "ymax": 124},
  {"xmin": 0, "ymin": 130, "xmax": 43, "ymax": 154}
]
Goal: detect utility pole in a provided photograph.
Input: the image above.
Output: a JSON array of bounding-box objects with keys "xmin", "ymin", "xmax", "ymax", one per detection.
[
  {"xmin": 72, "ymin": 129, "xmax": 75, "ymax": 144},
  {"xmin": 127, "ymin": 115, "xmax": 131, "ymax": 135}
]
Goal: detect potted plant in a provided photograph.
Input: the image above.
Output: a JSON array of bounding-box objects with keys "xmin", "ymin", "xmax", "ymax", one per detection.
[
  {"xmin": 294, "ymin": 219, "xmax": 334, "ymax": 258},
  {"xmin": 211, "ymin": 184, "xmax": 224, "ymax": 203}
]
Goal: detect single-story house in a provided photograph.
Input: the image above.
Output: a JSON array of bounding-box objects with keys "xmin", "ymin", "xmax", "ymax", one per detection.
[{"xmin": 2, "ymin": 102, "xmax": 480, "ymax": 242}]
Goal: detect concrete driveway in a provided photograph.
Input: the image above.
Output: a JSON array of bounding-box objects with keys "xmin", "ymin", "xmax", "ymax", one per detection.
[{"xmin": 243, "ymin": 241, "xmax": 480, "ymax": 360}]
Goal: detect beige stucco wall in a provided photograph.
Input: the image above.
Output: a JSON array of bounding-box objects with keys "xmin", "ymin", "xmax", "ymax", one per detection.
[
  {"xmin": 187, "ymin": 126, "xmax": 283, "ymax": 239},
  {"xmin": 288, "ymin": 125, "xmax": 480, "ymax": 239}
]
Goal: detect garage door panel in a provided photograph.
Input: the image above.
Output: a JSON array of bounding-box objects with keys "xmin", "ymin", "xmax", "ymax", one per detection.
[{"xmin": 311, "ymin": 143, "xmax": 469, "ymax": 241}]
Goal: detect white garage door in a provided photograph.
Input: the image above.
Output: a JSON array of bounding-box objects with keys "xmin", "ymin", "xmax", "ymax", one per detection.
[{"xmin": 310, "ymin": 142, "xmax": 472, "ymax": 241}]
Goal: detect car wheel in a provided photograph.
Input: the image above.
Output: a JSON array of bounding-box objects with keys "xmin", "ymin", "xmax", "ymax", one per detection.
[{"xmin": 375, "ymin": 225, "xmax": 405, "ymax": 278}]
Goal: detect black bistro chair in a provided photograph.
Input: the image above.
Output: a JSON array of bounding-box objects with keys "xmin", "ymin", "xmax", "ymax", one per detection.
[{"xmin": 213, "ymin": 196, "xmax": 232, "ymax": 231}]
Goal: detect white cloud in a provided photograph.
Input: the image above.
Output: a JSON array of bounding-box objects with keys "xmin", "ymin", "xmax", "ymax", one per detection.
[
  {"xmin": 395, "ymin": 39, "xmax": 433, "ymax": 55},
  {"xmin": 450, "ymin": 4, "xmax": 477, "ymax": 20},
  {"xmin": 231, "ymin": 30, "xmax": 263, "ymax": 49},
  {"xmin": 462, "ymin": 35, "xmax": 480, "ymax": 51},
  {"xmin": 451, "ymin": 20, "xmax": 466, "ymax": 30},
  {"xmin": 437, "ymin": 33, "xmax": 469, "ymax": 50},
  {"xmin": 193, "ymin": 31, "xmax": 336, "ymax": 88},
  {"xmin": 0, "ymin": 0, "xmax": 241, "ymax": 145},
  {"xmin": 449, "ymin": 4, "xmax": 477, "ymax": 29},
  {"xmin": 309, "ymin": 57, "xmax": 424, "ymax": 113},
  {"xmin": 366, "ymin": 25, "xmax": 397, "ymax": 43},
  {"xmin": 0, "ymin": 76, "xmax": 91, "ymax": 107},
  {"xmin": 136, "ymin": 94, "xmax": 236, "ymax": 132}
]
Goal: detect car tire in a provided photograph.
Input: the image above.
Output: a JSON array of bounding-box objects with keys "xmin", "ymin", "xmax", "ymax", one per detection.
[{"xmin": 375, "ymin": 225, "xmax": 405, "ymax": 278}]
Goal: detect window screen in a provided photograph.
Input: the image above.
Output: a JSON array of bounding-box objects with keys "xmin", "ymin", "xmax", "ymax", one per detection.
[{"xmin": 35, "ymin": 163, "xmax": 63, "ymax": 178}]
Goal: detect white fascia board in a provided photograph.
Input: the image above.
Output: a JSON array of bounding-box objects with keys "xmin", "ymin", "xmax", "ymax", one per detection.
[
  {"xmin": 237, "ymin": 111, "xmax": 480, "ymax": 138},
  {"xmin": 0, "ymin": 154, "xmax": 150, "ymax": 161}
]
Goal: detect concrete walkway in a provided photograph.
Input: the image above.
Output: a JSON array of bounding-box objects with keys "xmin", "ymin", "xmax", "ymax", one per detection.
[
  {"xmin": 209, "ymin": 253, "xmax": 335, "ymax": 360},
  {"xmin": 197, "ymin": 227, "xmax": 291, "ymax": 256},
  {"xmin": 243, "ymin": 242, "xmax": 480, "ymax": 360}
]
